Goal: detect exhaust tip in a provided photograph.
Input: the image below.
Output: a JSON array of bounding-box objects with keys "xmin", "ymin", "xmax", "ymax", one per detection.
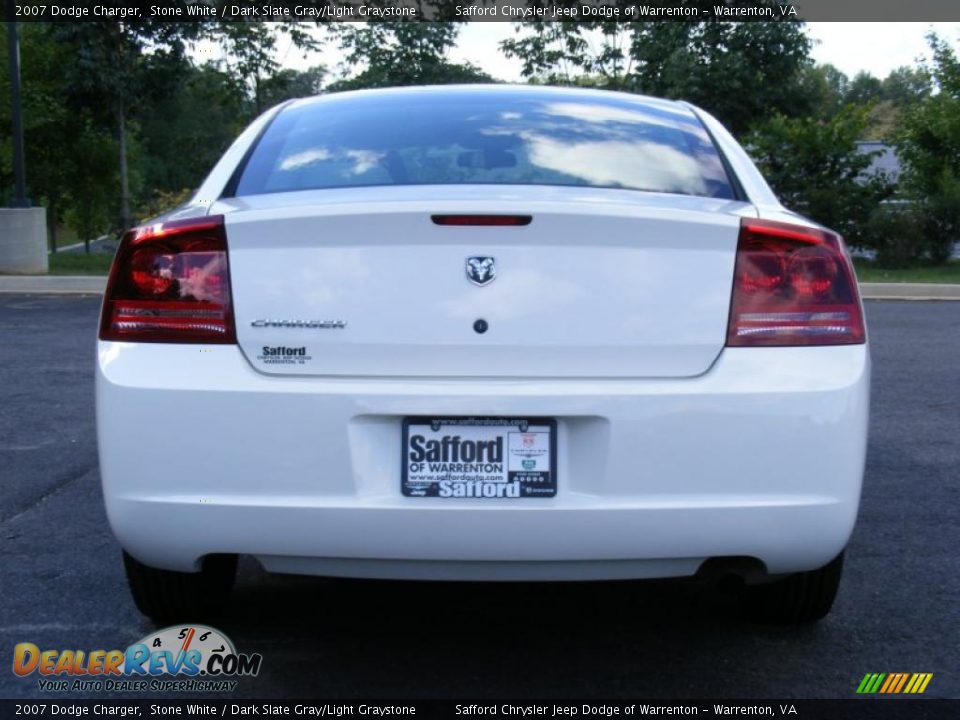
[{"xmin": 696, "ymin": 556, "xmax": 768, "ymax": 586}]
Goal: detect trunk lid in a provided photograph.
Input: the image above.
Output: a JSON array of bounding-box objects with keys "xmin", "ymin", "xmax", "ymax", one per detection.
[{"xmin": 218, "ymin": 186, "xmax": 752, "ymax": 379}]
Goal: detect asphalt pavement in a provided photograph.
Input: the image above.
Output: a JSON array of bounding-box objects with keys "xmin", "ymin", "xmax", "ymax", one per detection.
[{"xmin": 0, "ymin": 296, "xmax": 957, "ymax": 699}]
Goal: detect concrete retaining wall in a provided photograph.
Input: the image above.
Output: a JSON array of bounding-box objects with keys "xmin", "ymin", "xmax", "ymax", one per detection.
[{"xmin": 0, "ymin": 207, "xmax": 48, "ymax": 274}]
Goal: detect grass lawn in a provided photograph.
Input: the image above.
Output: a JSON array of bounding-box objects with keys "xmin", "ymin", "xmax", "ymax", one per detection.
[
  {"xmin": 853, "ymin": 259, "xmax": 960, "ymax": 284},
  {"xmin": 47, "ymin": 252, "xmax": 114, "ymax": 276}
]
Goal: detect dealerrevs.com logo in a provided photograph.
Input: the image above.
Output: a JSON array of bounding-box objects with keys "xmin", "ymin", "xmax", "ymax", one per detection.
[{"xmin": 13, "ymin": 625, "xmax": 262, "ymax": 693}]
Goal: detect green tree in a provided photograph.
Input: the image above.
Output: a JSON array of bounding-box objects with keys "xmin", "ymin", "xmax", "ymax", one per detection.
[
  {"xmin": 326, "ymin": 21, "xmax": 492, "ymax": 91},
  {"xmin": 48, "ymin": 19, "xmax": 205, "ymax": 231},
  {"xmin": 212, "ymin": 23, "xmax": 320, "ymax": 113},
  {"xmin": 881, "ymin": 66, "xmax": 931, "ymax": 106},
  {"xmin": 258, "ymin": 66, "xmax": 327, "ymax": 107},
  {"xmin": 630, "ymin": 20, "xmax": 813, "ymax": 135},
  {"xmin": 41, "ymin": 18, "xmax": 317, "ymax": 232},
  {"xmin": 896, "ymin": 34, "xmax": 960, "ymax": 263},
  {"xmin": 0, "ymin": 24, "xmax": 119, "ymax": 249},
  {"xmin": 501, "ymin": 21, "xmax": 635, "ymax": 89},
  {"xmin": 1, "ymin": 19, "xmax": 328, "ymax": 249},
  {"xmin": 859, "ymin": 66, "xmax": 932, "ymax": 140},
  {"xmin": 845, "ymin": 71, "xmax": 883, "ymax": 105},
  {"xmin": 62, "ymin": 121, "xmax": 118, "ymax": 249},
  {"xmin": 501, "ymin": 11, "xmax": 813, "ymax": 135},
  {"xmin": 793, "ymin": 64, "xmax": 849, "ymax": 120},
  {"xmin": 134, "ymin": 62, "xmax": 249, "ymax": 203},
  {"xmin": 745, "ymin": 106, "xmax": 893, "ymax": 245},
  {"xmin": 800, "ymin": 65, "xmax": 931, "ymax": 140}
]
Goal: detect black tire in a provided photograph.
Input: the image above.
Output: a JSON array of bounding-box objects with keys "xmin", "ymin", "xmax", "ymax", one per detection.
[
  {"xmin": 123, "ymin": 551, "xmax": 237, "ymax": 624},
  {"xmin": 743, "ymin": 552, "xmax": 844, "ymax": 625}
]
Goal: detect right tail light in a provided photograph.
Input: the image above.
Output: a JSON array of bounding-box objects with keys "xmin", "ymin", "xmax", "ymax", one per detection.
[{"xmin": 726, "ymin": 218, "xmax": 865, "ymax": 347}]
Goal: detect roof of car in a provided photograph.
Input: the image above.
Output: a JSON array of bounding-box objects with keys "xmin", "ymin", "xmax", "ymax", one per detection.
[{"xmin": 286, "ymin": 84, "xmax": 693, "ymax": 117}]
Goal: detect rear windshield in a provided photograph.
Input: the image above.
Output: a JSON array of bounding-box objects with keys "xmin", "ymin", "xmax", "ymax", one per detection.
[{"xmin": 234, "ymin": 90, "xmax": 734, "ymax": 199}]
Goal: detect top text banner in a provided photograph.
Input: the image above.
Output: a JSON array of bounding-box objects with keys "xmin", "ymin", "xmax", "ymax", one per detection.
[{"xmin": 8, "ymin": 0, "xmax": 960, "ymax": 22}]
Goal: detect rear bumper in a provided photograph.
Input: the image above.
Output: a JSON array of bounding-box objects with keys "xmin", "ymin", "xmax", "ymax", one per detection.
[{"xmin": 96, "ymin": 343, "xmax": 869, "ymax": 580}]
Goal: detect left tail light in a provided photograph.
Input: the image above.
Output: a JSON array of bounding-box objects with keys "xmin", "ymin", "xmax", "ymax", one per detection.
[{"xmin": 99, "ymin": 215, "xmax": 236, "ymax": 343}]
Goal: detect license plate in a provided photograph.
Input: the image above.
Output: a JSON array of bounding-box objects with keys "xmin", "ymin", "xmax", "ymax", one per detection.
[{"xmin": 402, "ymin": 417, "xmax": 557, "ymax": 498}]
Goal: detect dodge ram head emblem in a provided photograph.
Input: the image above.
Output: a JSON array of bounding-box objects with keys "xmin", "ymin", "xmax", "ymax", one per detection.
[{"xmin": 466, "ymin": 257, "xmax": 496, "ymax": 286}]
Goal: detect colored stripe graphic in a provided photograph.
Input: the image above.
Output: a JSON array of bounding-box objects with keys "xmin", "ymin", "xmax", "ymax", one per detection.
[
  {"xmin": 857, "ymin": 673, "xmax": 884, "ymax": 693},
  {"xmin": 906, "ymin": 673, "xmax": 934, "ymax": 694},
  {"xmin": 892, "ymin": 673, "xmax": 910, "ymax": 693},
  {"xmin": 880, "ymin": 673, "xmax": 908, "ymax": 693},
  {"xmin": 879, "ymin": 674, "xmax": 896, "ymax": 693},
  {"xmin": 857, "ymin": 673, "xmax": 933, "ymax": 694}
]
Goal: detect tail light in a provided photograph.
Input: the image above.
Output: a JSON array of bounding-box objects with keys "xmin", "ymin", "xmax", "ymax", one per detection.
[
  {"xmin": 726, "ymin": 218, "xmax": 865, "ymax": 346},
  {"xmin": 99, "ymin": 215, "xmax": 236, "ymax": 343}
]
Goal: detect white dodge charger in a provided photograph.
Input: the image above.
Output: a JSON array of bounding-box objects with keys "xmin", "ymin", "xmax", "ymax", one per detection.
[{"xmin": 96, "ymin": 85, "xmax": 869, "ymax": 624}]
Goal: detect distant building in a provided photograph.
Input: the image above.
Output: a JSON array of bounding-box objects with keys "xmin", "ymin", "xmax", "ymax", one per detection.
[
  {"xmin": 855, "ymin": 141, "xmax": 959, "ymax": 259},
  {"xmin": 855, "ymin": 141, "xmax": 902, "ymax": 185}
]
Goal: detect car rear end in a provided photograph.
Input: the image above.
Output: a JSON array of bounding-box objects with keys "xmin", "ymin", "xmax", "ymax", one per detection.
[{"xmin": 96, "ymin": 86, "xmax": 869, "ymax": 621}]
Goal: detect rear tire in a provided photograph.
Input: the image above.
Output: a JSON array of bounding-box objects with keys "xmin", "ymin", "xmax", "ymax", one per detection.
[
  {"xmin": 743, "ymin": 552, "xmax": 844, "ymax": 625},
  {"xmin": 123, "ymin": 551, "xmax": 237, "ymax": 624}
]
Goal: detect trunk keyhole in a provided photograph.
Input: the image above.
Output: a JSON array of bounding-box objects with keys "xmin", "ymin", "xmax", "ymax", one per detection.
[{"xmin": 473, "ymin": 319, "xmax": 489, "ymax": 334}]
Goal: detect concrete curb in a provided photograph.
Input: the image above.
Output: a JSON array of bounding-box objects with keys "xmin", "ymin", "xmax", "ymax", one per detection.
[
  {"xmin": 0, "ymin": 275, "xmax": 107, "ymax": 294},
  {"xmin": 858, "ymin": 282, "xmax": 960, "ymax": 300},
  {"xmin": 1, "ymin": 276, "xmax": 959, "ymax": 300}
]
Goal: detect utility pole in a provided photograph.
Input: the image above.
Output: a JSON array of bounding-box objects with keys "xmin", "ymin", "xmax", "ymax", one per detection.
[{"xmin": 6, "ymin": 0, "xmax": 31, "ymax": 207}]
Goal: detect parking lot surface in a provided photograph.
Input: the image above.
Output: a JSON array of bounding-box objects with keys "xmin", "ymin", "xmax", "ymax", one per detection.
[{"xmin": 0, "ymin": 296, "xmax": 957, "ymax": 699}]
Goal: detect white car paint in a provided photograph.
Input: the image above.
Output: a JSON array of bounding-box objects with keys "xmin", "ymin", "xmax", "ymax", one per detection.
[
  {"xmin": 219, "ymin": 186, "xmax": 753, "ymax": 379},
  {"xmin": 96, "ymin": 86, "xmax": 869, "ymax": 582},
  {"xmin": 97, "ymin": 340, "xmax": 868, "ymax": 579}
]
